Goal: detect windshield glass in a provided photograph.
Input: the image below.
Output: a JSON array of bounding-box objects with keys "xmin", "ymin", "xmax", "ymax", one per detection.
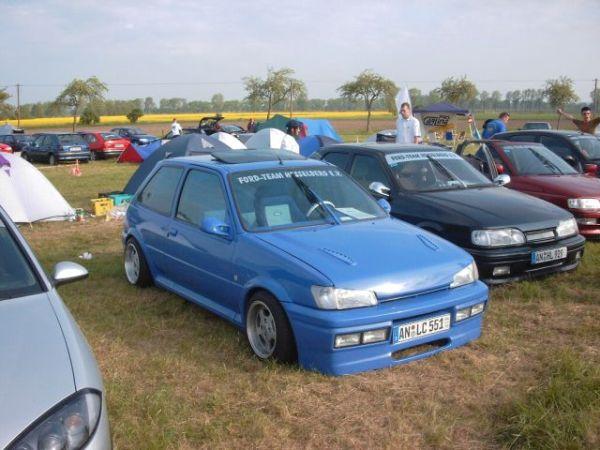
[
  {"xmin": 128, "ymin": 127, "xmax": 144, "ymax": 135},
  {"xmin": 230, "ymin": 166, "xmax": 386, "ymax": 231},
  {"xmin": 502, "ymin": 145, "xmax": 578, "ymax": 175},
  {"xmin": 58, "ymin": 134, "xmax": 86, "ymax": 145},
  {"xmin": 573, "ymin": 137, "xmax": 600, "ymax": 160},
  {"xmin": 0, "ymin": 222, "xmax": 43, "ymax": 300},
  {"xmin": 385, "ymin": 151, "xmax": 492, "ymax": 191}
]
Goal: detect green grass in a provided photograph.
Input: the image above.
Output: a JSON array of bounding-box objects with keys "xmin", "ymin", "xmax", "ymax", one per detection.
[{"xmin": 19, "ymin": 157, "xmax": 600, "ymax": 449}]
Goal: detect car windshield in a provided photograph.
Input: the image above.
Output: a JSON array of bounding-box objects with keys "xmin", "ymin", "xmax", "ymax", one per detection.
[
  {"xmin": 15, "ymin": 135, "xmax": 33, "ymax": 143},
  {"xmin": 58, "ymin": 134, "xmax": 85, "ymax": 145},
  {"xmin": 385, "ymin": 151, "xmax": 493, "ymax": 192},
  {"xmin": 127, "ymin": 127, "xmax": 145, "ymax": 135},
  {"xmin": 230, "ymin": 166, "xmax": 386, "ymax": 231},
  {"xmin": 0, "ymin": 221, "xmax": 43, "ymax": 300},
  {"xmin": 573, "ymin": 136, "xmax": 600, "ymax": 160},
  {"xmin": 502, "ymin": 145, "xmax": 578, "ymax": 175},
  {"xmin": 101, "ymin": 133, "xmax": 121, "ymax": 140}
]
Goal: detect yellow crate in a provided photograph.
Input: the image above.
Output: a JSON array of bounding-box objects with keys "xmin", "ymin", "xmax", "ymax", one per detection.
[{"xmin": 90, "ymin": 198, "xmax": 114, "ymax": 216}]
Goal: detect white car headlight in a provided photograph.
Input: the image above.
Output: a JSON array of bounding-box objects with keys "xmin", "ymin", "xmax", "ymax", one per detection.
[
  {"xmin": 567, "ymin": 198, "xmax": 600, "ymax": 210},
  {"xmin": 9, "ymin": 389, "xmax": 102, "ymax": 450},
  {"xmin": 450, "ymin": 261, "xmax": 479, "ymax": 288},
  {"xmin": 556, "ymin": 218, "xmax": 578, "ymax": 238},
  {"xmin": 311, "ymin": 286, "xmax": 377, "ymax": 310},
  {"xmin": 471, "ymin": 228, "xmax": 525, "ymax": 247}
]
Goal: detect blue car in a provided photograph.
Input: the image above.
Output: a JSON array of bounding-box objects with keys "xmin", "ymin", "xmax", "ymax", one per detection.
[{"xmin": 123, "ymin": 150, "xmax": 489, "ymax": 375}]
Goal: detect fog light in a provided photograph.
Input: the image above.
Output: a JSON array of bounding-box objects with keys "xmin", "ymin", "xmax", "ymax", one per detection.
[
  {"xmin": 456, "ymin": 307, "xmax": 471, "ymax": 321},
  {"xmin": 471, "ymin": 302, "xmax": 485, "ymax": 315},
  {"xmin": 575, "ymin": 251, "xmax": 582, "ymax": 261},
  {"xmin": 362, "ymin": 328, "xmax": 389, "ymax": 344},
  {"xmin": 492, "ymin": 266, "xmax": 510, "ymax": 276},
  {"xmin": 576, "ymin": 218, "xmax": 597, "ymax": 225},
  {"xmin": 334, "ymin": 333, "xmax": 361, "ymax": 348}
]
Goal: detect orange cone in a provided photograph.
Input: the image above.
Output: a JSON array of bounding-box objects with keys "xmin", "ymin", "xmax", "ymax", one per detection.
[{"xmin": 71, "ymin": 160, "xmax": 82, "ymax": 177}]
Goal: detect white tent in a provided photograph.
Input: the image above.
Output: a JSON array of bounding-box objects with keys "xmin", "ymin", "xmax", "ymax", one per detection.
[
  {"xmin": 0, "ymin": 153, "xmax": 74, "ymax": 223},
  {"xmin": 245, "ymin": 128, "xmax": 300, "ymax": 153},
  {"xmin": 210, "ymin": 132, "xmax": 246, "ymax": 150}
]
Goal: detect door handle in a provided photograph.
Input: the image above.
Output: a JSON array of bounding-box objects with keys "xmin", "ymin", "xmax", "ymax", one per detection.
[{"xmin": 166, "ymin": 228, "xmax": 178, "ymax": 237}]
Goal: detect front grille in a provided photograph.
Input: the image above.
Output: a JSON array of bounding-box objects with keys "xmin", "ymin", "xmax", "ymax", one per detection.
[
  {"xmin": 392, "ymin": 339, "xmax": 449, "ymax": 360},
  {"xmin": 525, "ymin": 228, "xmax": 556, "ymax": 243}
]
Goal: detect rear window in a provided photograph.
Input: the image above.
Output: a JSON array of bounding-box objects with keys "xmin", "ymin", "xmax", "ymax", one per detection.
[
  {"xmin": 138, "ymin": 166, "xmax": 184, "ymax": 216},
  {"xmin": 101, "ymin": 133, "xmax": 121, "ymax": 140},
  {"xmin": 58, "ymin": 134, "xmax": 86, "ymax": 145}
]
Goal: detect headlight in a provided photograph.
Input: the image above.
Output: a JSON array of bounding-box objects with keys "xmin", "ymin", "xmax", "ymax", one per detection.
[
  {"xmin": 567, "ymin": 198, "xmax": 600, "ymax": 210},
  {"xmin": 311, "ymin": 286, "xmax": 377, "ymax": 310},
  {"xmin": 471, "ymin": 228, "xmax": 525, "ymax": 247},
  {"xmin": 450, "ymin": 261, "xmax": 479, "ymax": 288},
  {"xmin": 8, "ymin": 389, "xmax": 102, "ymax": 450},
  {"xmin": 556, "ymin": 218, "xmax": 578, "ymax": 238}
]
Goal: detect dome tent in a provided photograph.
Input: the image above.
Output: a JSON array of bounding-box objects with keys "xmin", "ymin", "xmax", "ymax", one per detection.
[{"xmin": 245, "ymin": 128, "xmax": 300, "ymax": 153}]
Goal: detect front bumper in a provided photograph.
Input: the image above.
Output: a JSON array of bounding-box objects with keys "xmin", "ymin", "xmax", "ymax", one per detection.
[
  {"xmin": 466, "ymin": 234, "xmax": 585, "ymax": 285},
  {"xmin": 572, "ymin": 211, "xmax": 600, "ymax": 239},
  {"xmin": 283, "ymin": 281, "xmax": 488, "ymax": 376}
]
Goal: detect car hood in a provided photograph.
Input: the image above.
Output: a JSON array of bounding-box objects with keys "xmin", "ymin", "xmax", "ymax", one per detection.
[
  {"xmin": 0, "ymin": 293, "xmax": 74, "ymax": 447},
  {"xmin": 255, "ymin": 218, "xmax": 473, "ymax": 299},
  {"xmin": 412, "ymin": 186, "xmax": 571, "ymax": 230},
  {"xmin": 518, "ymin": 174, "xmax": 600, "ymax": 198}
]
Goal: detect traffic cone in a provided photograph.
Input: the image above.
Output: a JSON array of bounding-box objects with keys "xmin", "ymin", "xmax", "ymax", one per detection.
[{"xmin": 71, "ymin": 159, "xmax": 82, "ymax": 177}]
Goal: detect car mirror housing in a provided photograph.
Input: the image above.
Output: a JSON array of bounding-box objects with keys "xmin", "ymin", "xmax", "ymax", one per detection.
[
  {"xmin": 377, "ymin": 198, "xmax": 392, "ymax": 214},
  {"xmin": 493, "ymin": 174, "xmax": 511, "ymax": 186},
  {"xmin": 53, "ymin": 261, "xmax": 89, "ymax": 287},
  {"xmin": 201, "ymin": 217, "xmax": 232, "ymax": 238},
  {"xmin": 563, "ymin": 155, "xmax": 577, "ymax": 168},
  {"xmin": 495, "ymin": 163, "xmax": 505, "ymax": 174},
  {"xmin": 584, "ymin": 164, "xmax": 598, "ymax": 175},
  {"xmin": 369, "ymin": 181, "xmax": 391, "ymax": 199}
]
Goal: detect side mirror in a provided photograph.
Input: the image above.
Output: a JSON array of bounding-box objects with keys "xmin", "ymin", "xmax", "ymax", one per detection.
[
  {"xmin": 495, "ymin": 163, "xmax": 505, "ymax": 174},
  {"xmin": 584, "ymin": 164, "xmax": 598, "ymax": 175},
  {"xmin": 563, "ymin": 155, "xmax": 578, "ymax": 168},
  {"xmin": 53, "ymin": 261, "xmax": 88, "ymax": 287},
  {"xmin": 201, "ymin": 217, "xmax": 231, "ymax": 238},
  {"xmin": 377, "ymin": 198, "xmax": 392, "ymax": 214},
  {"xmin": 493, "ymin": 174, "xmax": 511, "ymax": 186},
  {"xmin": 369, "ymin": 181, "xmax": 391, "ymax": 199}
]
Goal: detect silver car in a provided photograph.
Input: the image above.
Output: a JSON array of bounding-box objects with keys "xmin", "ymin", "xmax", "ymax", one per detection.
[{"xmin": 0, "ymin": 207, "xmax": 111, "ymax": 449}]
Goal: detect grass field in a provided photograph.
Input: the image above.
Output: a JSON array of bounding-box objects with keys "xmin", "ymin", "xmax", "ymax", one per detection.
[{"xmin": 19, "ymin": 159, "xmax": 600, "ymax": 449}]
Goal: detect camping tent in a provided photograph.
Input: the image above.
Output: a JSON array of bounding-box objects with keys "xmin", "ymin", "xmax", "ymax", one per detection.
[
  {"xmin": 123, "ymin": 134, "xmax": 230, "ymax": 195},
  {"xmin": 0, "ymin": 153, "xmax": 74, "ymax": 223},
  {"xmin": 412, "ymin": 102, "xmax": 477, "ymax": 145},
  {"xmin": 245, "ymin": 128, "xmax": 300, "ymax": 153},
  {"xmin": 210, "ymin": 132, "xmax": 246, "ymax": 150},
  {"xmin": 0, "ymin": 124, "xmax": 24, "ymax": 135},
  {"xmin": 255, "ymin": 114, "xmax": 290, "ymax": 132},
  {"xmin": 117, "ymin": 140, "xmax": 162, "ymax": 163},
  {"xmin": 295, "ymin": 118, "xmax": 341, "ymax": 141},
  {"xmin": 298, "ymin": 135, "xmax": 341, "ymax": 157}
]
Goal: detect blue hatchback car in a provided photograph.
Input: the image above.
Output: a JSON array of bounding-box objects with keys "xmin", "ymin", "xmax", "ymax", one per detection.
[{"xmin": 123, "ymin": 150, "xmax": 489, "ymax": 375}]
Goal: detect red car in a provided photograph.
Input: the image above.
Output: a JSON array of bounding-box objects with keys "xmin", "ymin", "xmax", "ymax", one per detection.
[
  {"xmin": 458, "ymin": 140, "xmax": 600, "ymax": 239},
  {"xmin": 0, "ymin": 143, "xmax": 12, "ymax": 153},
  {"xmin": 79, "ymin": 132, "xmax": 129, "ymax": 160}
]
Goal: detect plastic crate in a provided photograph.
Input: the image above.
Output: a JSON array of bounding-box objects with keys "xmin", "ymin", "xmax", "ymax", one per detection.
[
  {"xmin": 90, "ymin": 198, "xmax": 114, "ymax": 216},
  {"xmin": 109, "ymin": 193, "xmax": 133, "ymax": 206}
]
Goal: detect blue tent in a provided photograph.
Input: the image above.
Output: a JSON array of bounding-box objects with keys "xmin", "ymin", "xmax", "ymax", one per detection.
[
  {"xmin": 298, "ymin": 135, "xmax": 341, "ymax": 157},
  {"xmin": 296, "ymin": 118, "xmax": 341, "ymax": 141}
]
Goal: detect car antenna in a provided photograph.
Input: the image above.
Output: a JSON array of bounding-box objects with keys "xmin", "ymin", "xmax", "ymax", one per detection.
[{"xmin": 276, "ymin": 150, "xmax": 284, "ymax": 166}]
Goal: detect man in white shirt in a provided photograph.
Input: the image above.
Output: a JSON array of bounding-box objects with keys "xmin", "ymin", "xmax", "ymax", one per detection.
[
  {"xmin": 171, "ymin": 118, "xmax": 183, "ymax": 137},
  {"xmin": 395, "ymin": 103, "xmax": 422, "ymax": 144}
]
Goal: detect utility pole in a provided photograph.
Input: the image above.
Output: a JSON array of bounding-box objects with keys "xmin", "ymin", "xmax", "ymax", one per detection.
[
  {"xmin": 594, "ymin": 78, "xmax": 598, "ymax": 114},
  {"xmin": 16, "ymin": 83, "xmax": 21, "ymax": 128}
]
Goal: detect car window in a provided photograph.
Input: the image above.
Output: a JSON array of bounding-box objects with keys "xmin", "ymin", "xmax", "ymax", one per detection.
[
  {"xmin": 539, "ymin": 136, "xmax": 578, "ymax": 161},
  {"xmin": 501, "ymin": 145, "xmax": 577, "ymax": 175},
  {"xmin": 350, "ymin": 154, "xmax": 390, "ymax": 189},
  {"xmin": 0, "ymin": 221, "xmax": 43, "ymax": 300},
  {"xmin": 138, "ymin": 166, "xmax": 184, "ymax": 216},
  {"xmin": 83, "ymin": 134, "xmax": 97, "ymax": 144},
  {"xmin": 101, "ymin": 133, "xmax": 121, "ymax": 140},
  {"xmin": 572, "ymin": 137, "xmax": 600, "ymax": 160},
  {"xmin": 58, "ymin": 134, "xmax": 86, "ymax": 146},
  {"xmin": 176, "ymin": 170, "xmax": 229, "ymax": 226},
  {"xmin": 505, "ymin": 134, "xmax": 538, "ymax": 143},
  {"xmin": 322, "ymin": 152, "xmax": 350, "ymax": 171}
]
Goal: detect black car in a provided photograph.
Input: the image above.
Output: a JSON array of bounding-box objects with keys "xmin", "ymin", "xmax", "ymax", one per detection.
[
  {"xmin": 0, "ymin": 134, "xmax": 34, "ymax": 153},
  {"xmin": 110, "ymin": 127, "xmax": 157, "ymax": 144},
  {"xmin": 494, "ymin": 130, "xmax": 600, "ymax": 176},
  {"xmin": 23, "ymin": 133, "xmax": 91, "ymax": 165},
  {"xmin": 313, "ymin": 144, "xmax": 585, "ymax": 284}
]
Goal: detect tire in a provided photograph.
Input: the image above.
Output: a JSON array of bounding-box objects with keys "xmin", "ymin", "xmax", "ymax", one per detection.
[
  {"xmin": 48, "ymin": 153, "xmax": 57, "ymax": 165},
  {"xmin": 89, "ymin": 151, "xmax": 96, "ymax": 161},
  {"xmin": 124, "ymin": 238, "xmax": 152, "ymax": 287},
  {"xmin": 246, "ymin": 292, "xmax": 297, "ymax": 364}
]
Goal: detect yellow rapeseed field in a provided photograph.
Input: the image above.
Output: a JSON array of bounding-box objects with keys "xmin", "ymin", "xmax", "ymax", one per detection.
[{"xmin": 4, "ymin": 111, "xmax": 393, "ymax": 128}]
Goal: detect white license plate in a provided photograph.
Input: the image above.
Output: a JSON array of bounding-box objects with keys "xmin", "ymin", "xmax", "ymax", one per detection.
[
  {"xmin": 70, "ymin": 146, "xmax": 81, "ymax": 151},
  {"xmin": 531, "ymin": 246, "xmax": 567, "ymax": 264},
  {"xmin": 115, "ymin": 144, "xmax": 124, "ymax": 148},
  {"xmin": 393, "ymin": 313, "xmax": 451, "ymax": 344}
]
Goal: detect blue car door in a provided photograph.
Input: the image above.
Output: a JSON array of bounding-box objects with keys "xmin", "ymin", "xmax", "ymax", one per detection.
[{"xmin": 166, "ymin": 168, "xmax": 238, "ymax": 319}]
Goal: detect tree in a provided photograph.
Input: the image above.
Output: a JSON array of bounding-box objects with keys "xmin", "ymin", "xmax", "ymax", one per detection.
[
  {"xmin": 55, "ymin": 77, "xmax": 108, "ymax": 131},
  {"xmin": 435, "ymin": 76, "xmax": 478, "ymax": 106},
  {"xmin": 126, "ymin": 108, "xmax": 144, "ymax": 124},
  {"xmin": 243, "ymin": 67, "xmax": 298, "ymax": 119},
  {"xmin": 144, "ymin": 97, "xmax": 156, "ymax": 113},
  {"xmin": 337, "ymin": 70, "xmax": 397, "ymax": 131},
  {"xmin": 479, "ymin": 91, "xmax": 490, "ymax": 111},
  {"xmin": 287, "ymin": 78, "xmax": 307, "ymax": 117},
  {"xmin": 490, "ymin": 91, "xmax": 502, "ymax": 110},
  {"xmin": 545, "ymin": 76, "xmax": 579, "ymax": 126},
  {"xmin": 0, "ymin": 88, "xmax": 13, "ymax": 120},
  {"xmin": 79, "ymin": 105, "xmax": 100, "ymax": 125},
  {"xmin": 211, "ymin": 93, "xmax": 225, "ymax": 112},
  {"xmin": 408, "ymin": 88, "xmax": 423, "ymax": 108}
]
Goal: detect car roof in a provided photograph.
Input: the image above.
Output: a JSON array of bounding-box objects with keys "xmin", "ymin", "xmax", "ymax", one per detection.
[
  {"xmin": 497, "ymin": 129, "xmax": 588, "ymax": 138},
  {"xmin": 320, "ymin": 143, "xmax": 452, "ymax": 154}
]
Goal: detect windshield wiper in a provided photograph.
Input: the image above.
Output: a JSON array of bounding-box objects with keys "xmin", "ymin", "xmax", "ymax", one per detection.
[
  {"xmin": 291, "ymin": 173, "xmax": 339, "ymax": 224},
  {"xmin": 530, "ymin": 149, "xmax": 562, "ymax": 174},
  {"xmin": 426, "ymin": 155, "xmax": 467, "ymax": 188}
]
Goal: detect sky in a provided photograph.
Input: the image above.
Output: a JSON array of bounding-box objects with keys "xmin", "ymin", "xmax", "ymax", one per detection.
[{"xmin": 1, "ymin": 0, "xmax": 599, "ymax": 105}]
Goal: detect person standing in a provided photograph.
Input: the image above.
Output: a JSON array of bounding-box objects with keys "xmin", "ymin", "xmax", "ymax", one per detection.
[
  {"xmin": 395, "ymin": 102, "xmax": 422, "ymax": 144},
  {"xmin": 481, "ymin": 112, "xmax": 510, "ymax": 138},
  {"xmin": 246, "ymin": 118, "xmax": 257, "ymax": 133},
  {"xmin": 171, "ymin": 118, "xmax": 182, "ymax": 137},
  {"xmin": 557, "ymin": 106, "xmax": 600, "ymax": 134}
]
